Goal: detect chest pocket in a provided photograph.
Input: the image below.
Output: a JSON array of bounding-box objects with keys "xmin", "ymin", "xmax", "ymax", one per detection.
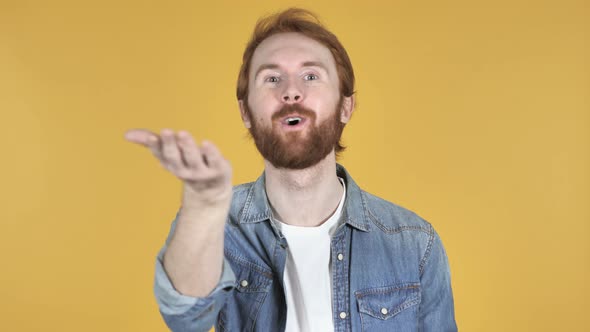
[
  {"xmin": 355, "ymin": 282, "xmax": 421, "ymax": 332},
  {"xmin": 219, "ymin": 254, "xmax": 273, "ymax": 332}
]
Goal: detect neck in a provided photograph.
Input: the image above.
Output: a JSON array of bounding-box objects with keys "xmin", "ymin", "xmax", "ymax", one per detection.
[{"xmin": 264, "ymin": 152, "xmax": 344, "ymax": 227}]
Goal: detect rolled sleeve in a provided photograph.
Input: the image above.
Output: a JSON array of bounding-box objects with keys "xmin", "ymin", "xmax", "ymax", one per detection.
[
  {"xmin": 154, "ymin": 246, "xmax": 236, "ymax": 314},
  {"xmin": 153, "ymin": 215, "xmax": 236, "ymax": 332}
]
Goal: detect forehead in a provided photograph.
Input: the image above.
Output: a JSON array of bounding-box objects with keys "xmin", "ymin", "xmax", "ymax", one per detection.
[{"xmin": 250, "ymin": 32, "xmax": 337, "ymax": 74}]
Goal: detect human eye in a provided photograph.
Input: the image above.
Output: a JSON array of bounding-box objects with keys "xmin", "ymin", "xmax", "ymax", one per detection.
[
  {"xmin": 303, "ymin": 73, "xmax": 319, "ymax": 81},
  {"xmin": 264, "ymin": 75, "xmax": 280, "ymax": 83}
]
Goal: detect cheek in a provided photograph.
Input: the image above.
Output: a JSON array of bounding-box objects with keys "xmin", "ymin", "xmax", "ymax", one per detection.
[
  {"xmin": 311, "ymin": 91, "xmax": 340, "ymax": 114},
  {"xmin": 247, "ymin": 95, "xmax": 275, "ymax": 123},
  {"xmin": 249, "ymin": 89, "xmax": 277, "ymax": 108}
]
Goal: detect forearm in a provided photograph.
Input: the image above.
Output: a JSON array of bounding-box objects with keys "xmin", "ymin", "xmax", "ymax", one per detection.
[{"xmin": 163, "ymin": 205, "xmax": 228, "ymax": 298}]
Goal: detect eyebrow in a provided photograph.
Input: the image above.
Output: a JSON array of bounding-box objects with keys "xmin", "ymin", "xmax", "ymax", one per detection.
[{"xmin": 253, "ymin": 61, "xmax": 329, "ymax": 79}]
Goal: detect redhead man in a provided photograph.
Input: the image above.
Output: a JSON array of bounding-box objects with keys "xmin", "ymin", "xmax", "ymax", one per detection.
[{"xmin": 126, "ymin": 8, "xmax": 457, "ymax": 332}]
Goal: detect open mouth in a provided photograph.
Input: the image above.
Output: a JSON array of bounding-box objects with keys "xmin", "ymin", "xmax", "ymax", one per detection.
[{"xmin": 285, "ymin": 117, "xmax": 302, "ymax": 126}]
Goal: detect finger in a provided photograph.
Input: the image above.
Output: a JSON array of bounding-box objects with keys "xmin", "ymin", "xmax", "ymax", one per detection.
[
  {"xmin": 125, "ymin": 128, "xmax": 163, "ymax": 160},
  {"xmin": 160, "ymin": 129, "xmax": 185, "ymax": 171},
  {"xmin": 146, "ymin": 135, "xmax": 163, "ymax": 160},
  {"xmin": 200, "ymin": 140, "xmax": 224, "ymax": 169},
  {"xmin": 176, "ymin": 131, "xmax": 206, "ymax": 170},
  {"xmin": 124, "ymin": 129, "xmax": 158, "ymax": 147}
]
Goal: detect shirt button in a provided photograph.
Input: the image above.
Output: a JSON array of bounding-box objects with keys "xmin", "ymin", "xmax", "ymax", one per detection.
[
  {"xmin": 339, "ymin": 312, "xmax": 347, "ymax": 319},
  {"xmin": 337, "ymin": 253, "xmax": 344, "ymax": 261},
  {"xmin": 381, "ymin": 307, "xmax": 388, "ymax": 315},
  {"xmin": 240, "ymin": 280, "xmax": 248, "ymax": 287}
]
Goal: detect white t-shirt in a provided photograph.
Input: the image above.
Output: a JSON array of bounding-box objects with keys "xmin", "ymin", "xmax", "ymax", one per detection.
[{"xmin": 273, "ymin": 178, "xmax": 346, "ymax": 332}]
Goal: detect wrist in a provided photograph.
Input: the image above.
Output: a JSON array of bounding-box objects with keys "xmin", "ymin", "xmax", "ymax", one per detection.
[{"xmin": 181, "ymin": 184, "xmax": 232, "ymax": 208}]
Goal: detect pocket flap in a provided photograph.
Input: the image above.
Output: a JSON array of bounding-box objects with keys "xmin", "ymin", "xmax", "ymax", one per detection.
[
  {"xmin": 355, "ymin": 282, "xmax": 421, "ymax": 320},
  {"xmin": 228, "ymin": 257, "xmax": 273, "ymax": 293}
]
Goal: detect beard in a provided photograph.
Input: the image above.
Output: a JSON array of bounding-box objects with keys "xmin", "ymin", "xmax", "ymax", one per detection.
[{"xmin": 246, "ymin": 98, "xmax": 346, "ymax": 170}]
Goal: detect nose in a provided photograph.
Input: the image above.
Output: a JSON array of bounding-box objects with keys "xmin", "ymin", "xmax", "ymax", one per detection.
[
  {"xmin": 281, "ymin": 79, "xmax": 303, "ymax": 103},
  {"xmin": 283, "ymin": 94, "xmax": 301, "ymax": 102}
]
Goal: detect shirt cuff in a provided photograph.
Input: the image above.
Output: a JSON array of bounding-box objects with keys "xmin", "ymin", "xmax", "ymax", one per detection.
[{"xmin": 153, "ymin": 246, "xmax": 236, "ymax": 316}]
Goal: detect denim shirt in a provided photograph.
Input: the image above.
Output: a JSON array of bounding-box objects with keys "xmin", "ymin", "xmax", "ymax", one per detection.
[{"xmin": 154, "ymin": 164, "xmax": 457, "ymax": 332}]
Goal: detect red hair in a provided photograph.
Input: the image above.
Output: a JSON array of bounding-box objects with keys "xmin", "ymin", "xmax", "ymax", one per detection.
[{"xmin": 236, "ymin": 8, "xmax": 355, "ymax": 102}]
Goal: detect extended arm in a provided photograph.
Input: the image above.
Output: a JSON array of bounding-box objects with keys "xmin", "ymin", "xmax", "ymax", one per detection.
[{"xmin": 126, "ymin": 129, "xmax": 235, "ymax": 331}]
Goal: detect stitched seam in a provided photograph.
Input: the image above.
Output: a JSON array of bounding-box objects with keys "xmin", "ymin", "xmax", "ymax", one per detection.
[
  {"xmin": 360, "ymin": 191, "xmax": 370, "ymax": 227},
  {"xmin": 366, "ymin": 208, "xmax": 431, "ymax": 234},
  {"xmin": 357, "ymin": 295, "xmax": 420, "ymax": 320},
  {"xmin": 391, "ymin": 296, "xmax": 420, "ymax": 317},
  {"xmin": 224, "ymin": 250, "xmax": 273, "ymax": 277},
  {"xmin": 249, "ymin": 291, "xmax": 269, "ymax": 331},
  {"xmin": 419, "ymin": 224, "xmax": 435, "ymax": 276},
  {"xmin": 355, "ymin": 284, "xmax": 420, "ymax": 298},
  {"xmin": 239, "ymin": 183, "xmax": 256, "ymax": 223},
  {"xmin": 217, "ymin": 308, "xmax": 226, "ymax": 332},
  {"xmin": 360, "ymin": 308, "xmax": 368, "ymax": 331},
  {"xmin": 242, "ymin": 212, "xmax": 270, "ymax": 223}
]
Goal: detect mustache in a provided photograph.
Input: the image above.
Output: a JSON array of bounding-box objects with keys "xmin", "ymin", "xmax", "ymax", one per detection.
[{"xmin": 271, "ymin": 103, "xmax": 316, "ymax": 121}]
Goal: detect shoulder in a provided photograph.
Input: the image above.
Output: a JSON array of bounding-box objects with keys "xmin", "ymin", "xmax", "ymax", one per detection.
[
  {"xmin": 357, "ymin": 190, "xmax": 445, "ymax": 277},
  {"xmin": 361, "ymin": 190, "xmax": 433, "ymax": 235}
]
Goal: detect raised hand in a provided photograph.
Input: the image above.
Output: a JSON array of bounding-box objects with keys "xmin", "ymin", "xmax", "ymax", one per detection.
[{"xmin": 124, "ymin": 128, "xmax": 233, "ymax": 209}]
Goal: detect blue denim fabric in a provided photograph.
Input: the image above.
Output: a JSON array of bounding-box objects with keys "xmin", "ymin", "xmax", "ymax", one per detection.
[{"xmin": 154, "ymin": 164, "xmax": 457, "ymax": 331}]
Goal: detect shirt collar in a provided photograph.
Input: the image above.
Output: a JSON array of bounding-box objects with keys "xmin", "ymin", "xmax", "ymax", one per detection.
[{"xmin": 237, "ymin": 163, "xmax": 372, "ymax": 232}]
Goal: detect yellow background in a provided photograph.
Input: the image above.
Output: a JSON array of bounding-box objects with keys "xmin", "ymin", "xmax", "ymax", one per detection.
[{"xmin": 1, "ymin": 0, "xmax": 588, "ymax": 331}]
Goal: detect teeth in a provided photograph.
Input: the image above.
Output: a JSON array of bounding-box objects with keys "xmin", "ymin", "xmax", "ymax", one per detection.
[{"xmin": 285, "ymin": 117, "xmax": 302, "ymax": 125}]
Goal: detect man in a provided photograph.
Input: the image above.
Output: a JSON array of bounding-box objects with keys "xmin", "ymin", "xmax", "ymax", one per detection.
[{"xmin": 126, "ymin": 8, "xmax": 456, "ymax": 332}]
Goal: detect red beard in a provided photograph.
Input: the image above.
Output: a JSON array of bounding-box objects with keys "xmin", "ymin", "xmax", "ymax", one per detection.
[{"xmin": 246, "ymin": 98, "xmax": 345, "ymax": 169}]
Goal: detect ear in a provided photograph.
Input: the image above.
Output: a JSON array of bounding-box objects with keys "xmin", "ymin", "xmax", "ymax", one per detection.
[
  {"xmin": 238, "ymin": 100, "xmax": 252, "ymax": 129},
  {"xmin": 340, "ymin": 94, "xmax": 355, "ymax": 124}
]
